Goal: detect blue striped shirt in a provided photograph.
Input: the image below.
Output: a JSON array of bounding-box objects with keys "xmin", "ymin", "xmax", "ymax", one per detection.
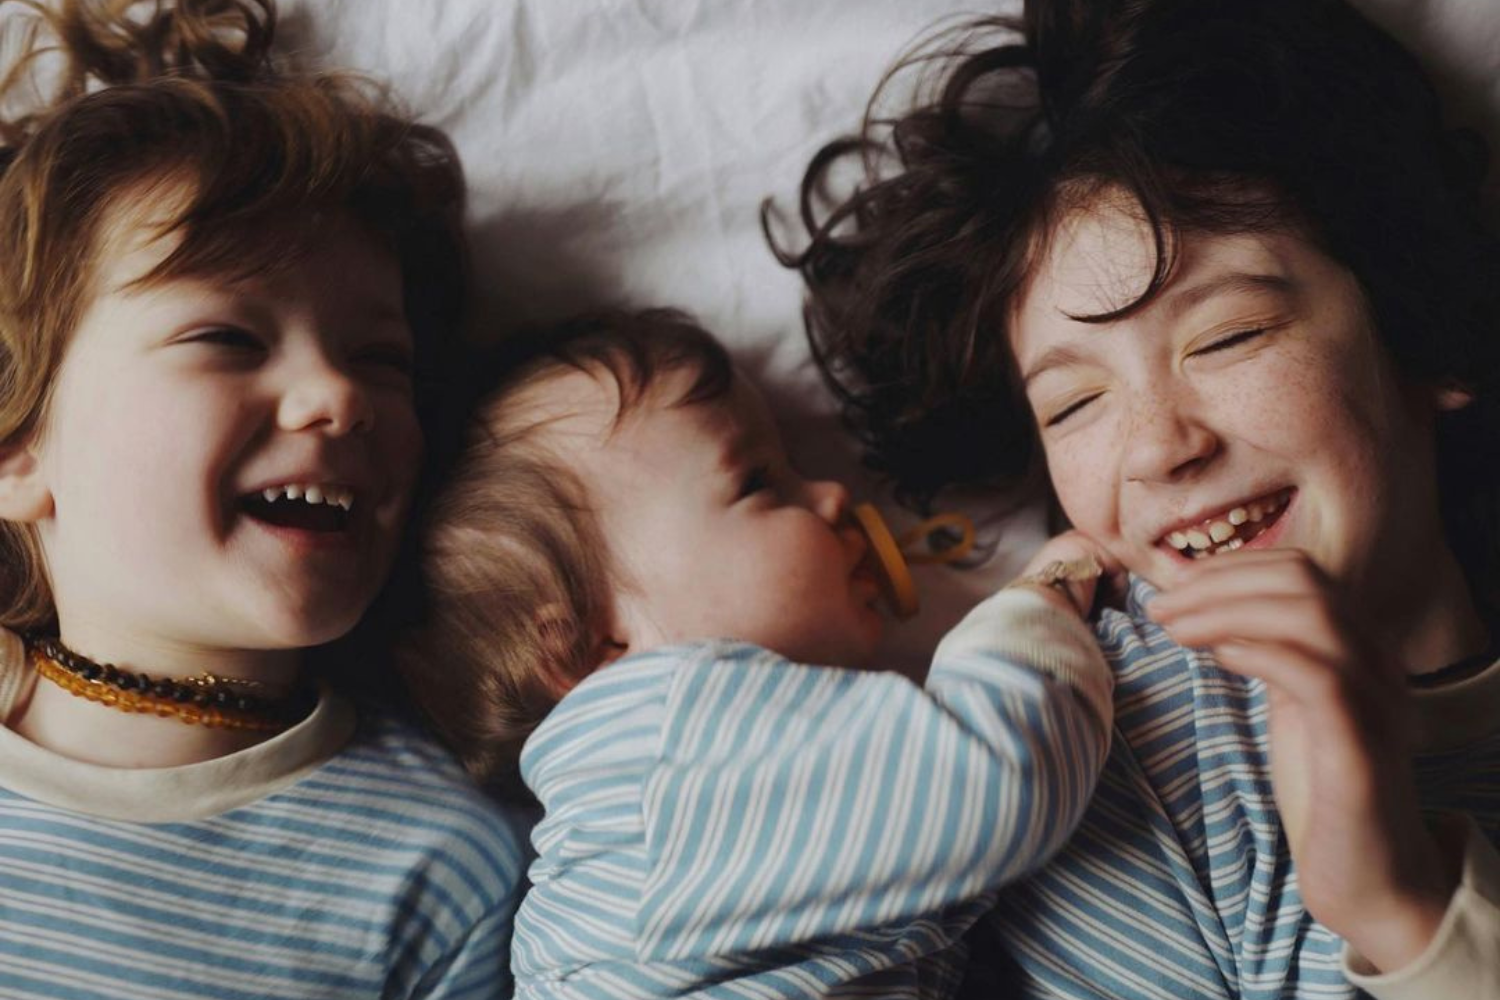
[
  {"xmin": 989, "ymin": 576, "xmax": 1500, "ymax": 999},
  {"xmin": 512, "ymin": 588, "xmax": 1113, "ymax": 999},
  {"xmin": 0, "ymin": 643, "xmax": 533, "ymax": 1000}
]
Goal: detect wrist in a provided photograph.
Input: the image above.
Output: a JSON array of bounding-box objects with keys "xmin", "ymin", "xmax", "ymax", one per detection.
[
  {"xmin": 1340, "ymin": 822, "xmax": 1464, "ymax": 974},
  {"xmin": 1005, "ymin": 556, "xmax": 1101, "ymax": 619}
]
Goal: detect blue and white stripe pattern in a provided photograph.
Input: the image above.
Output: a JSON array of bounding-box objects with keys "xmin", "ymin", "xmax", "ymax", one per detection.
[
  {"xmin": 513, "ymin": 588, "xmax": 1112, "ymax": 999},
  {"xmin": 989, "ymin": 576, "xmax": 1500, "ymax": 999},
  {"xmin": 0, "ymin": 714, "xmax": 533, "ymax": 1000}
]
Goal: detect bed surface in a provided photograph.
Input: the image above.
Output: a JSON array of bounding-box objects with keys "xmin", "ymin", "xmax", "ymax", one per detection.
[{"xmin": 279, "ymin": 0, "xmax": 1500, "ymax": 668}]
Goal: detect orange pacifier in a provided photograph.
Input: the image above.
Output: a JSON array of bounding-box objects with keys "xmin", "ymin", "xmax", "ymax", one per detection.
[{"xmin": 851, "ymin": 503, "xmax": 976, "ymax": 620}]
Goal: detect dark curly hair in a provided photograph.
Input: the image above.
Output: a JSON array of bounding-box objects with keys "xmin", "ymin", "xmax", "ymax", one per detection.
[{"xmin": 774, "ymin": 0, "xmax": 1500, "ymax": 609}]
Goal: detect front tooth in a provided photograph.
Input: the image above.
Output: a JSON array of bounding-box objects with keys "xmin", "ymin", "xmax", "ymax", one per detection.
[
  {"xmin": 304, "ymin": 485, "xmax": 324, "ymax": 505},
  {"xmin": 1208, "ymin": 521, "xmax": 1236, "ymax": 543},
  {"xmin": 284, "ymin": 485, "xmax": 303, "ymax": 501},
  {"xmin": 262, "ymin": 487, "xmax": 281, "ymax": 503},
  {"xmin": 1167, "ymin": 531, "xmax": 1189, "ymax": 550},
  {"xmin": 1185, "ymin": 530, "xmax": 1212, "ymax": 550},
  {"xmin": 1228, "ymin": 507, "xmax": 1248, "ymax": 526},
  {"xmin": 336, "ymin": 492, "xmax": 353, "ymax": 511}
]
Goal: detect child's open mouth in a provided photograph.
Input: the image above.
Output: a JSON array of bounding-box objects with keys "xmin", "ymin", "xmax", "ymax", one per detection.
[
  {"xmin": 1160, "ymin": 488, "xmax": 1292, "ymax": 559},
  {"xmin": 240, "ymin": 483, "xmax": 355, "ymax": 533}
]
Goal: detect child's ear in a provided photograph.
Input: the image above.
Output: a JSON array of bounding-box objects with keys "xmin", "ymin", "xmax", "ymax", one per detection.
[
  {"xmin": 533, "ymin": 605, "xmax": 630, "ymax": 702},
  {"xmin": 1432, "ymin": 381, "xmax": 1476, "ymax": 412},
  {"xmin": 0, "ymin": 440, "xmax": 51, "ymax": 523}
]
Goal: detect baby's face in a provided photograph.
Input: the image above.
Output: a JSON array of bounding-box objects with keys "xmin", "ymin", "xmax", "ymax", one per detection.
[{"xmin": 542, "ymin": 366, "xmax": 885, "ymax": 668}]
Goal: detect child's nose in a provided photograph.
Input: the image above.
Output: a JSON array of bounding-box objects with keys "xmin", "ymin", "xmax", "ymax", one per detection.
[
  {"xmin": 1121, "ymin": 386, "xmax": 1220, "ymax": 484},
  {"xmin": 277, "ymin": 358, "xmax": 375, "ymax": 436},
  {"xmin": 807, "ymin": 478, "xmax": 852, "ymax": 525}
]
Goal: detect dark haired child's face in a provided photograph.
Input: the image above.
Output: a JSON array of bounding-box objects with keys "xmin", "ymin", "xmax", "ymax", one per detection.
[
  {"xmin": 536, "ymin": 366, "xmax": 886, "ymax": 669},
  {"xmin": 1009, "ymin": 192, "xmax": 1459, "ymax": 616},
  {"xmin": 23, "ymin": 209, "xmax": 422, "ymax": 664}
]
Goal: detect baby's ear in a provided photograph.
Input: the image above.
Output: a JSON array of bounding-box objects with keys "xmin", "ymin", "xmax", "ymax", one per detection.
[
  {"xmin": 0, "ymin": 439, "xmax": 50, "ymax": 523},
  {"xmin": 532, "ymin": 604, "xmax": 627, "ymax": 702}
]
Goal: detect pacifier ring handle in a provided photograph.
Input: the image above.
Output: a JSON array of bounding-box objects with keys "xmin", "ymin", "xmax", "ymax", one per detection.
[
  {"xmin": 852, "ymin": 503, "xmax": 920, "ymax": 620},
  {"xmin": 898, "ymin": 513, "xmax": 976, "ymax": 566},
  {"xmin": 851, "ymin": 504, "xmax": 979, "ymax": 621}
]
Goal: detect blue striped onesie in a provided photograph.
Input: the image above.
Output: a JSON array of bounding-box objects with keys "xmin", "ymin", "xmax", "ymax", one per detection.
[
  {"xmin": 988, "ymin": 576, "xmax": 1500, "ymax": 1000},
  {"xmin": 0, "ymin": 629, "xmax": 534, "ymax": 1000},
  {"xmin": 511, "ymin": 587, "xmax": 1115, "ymax": 999}
]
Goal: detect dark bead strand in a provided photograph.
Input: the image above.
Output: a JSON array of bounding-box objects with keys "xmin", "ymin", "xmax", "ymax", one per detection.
[{"xmin": 26, "ymin": 634, "xmax": 311, "ymax": 729}]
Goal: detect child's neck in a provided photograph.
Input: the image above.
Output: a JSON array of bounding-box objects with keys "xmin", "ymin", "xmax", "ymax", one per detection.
[
  {"xmin": 1379, "ymin": 551, "xmax": 1489, "ymax": 676},
  {"xmin": 8, "ymin": 625, "xmax": 304, "ymax": 768}
]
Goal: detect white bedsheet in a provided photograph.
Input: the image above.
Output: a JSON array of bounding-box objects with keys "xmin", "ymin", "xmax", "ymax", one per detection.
[{"xmin": 280, "ymin": 0, "xmax": 1500, "ymax": 668}]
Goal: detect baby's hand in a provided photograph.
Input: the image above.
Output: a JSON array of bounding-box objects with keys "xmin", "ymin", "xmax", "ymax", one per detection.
[
  {"xmin": 1147, "ymin": 549, "xmax": 1455, "ymax": 972},
  {"xmin": 1008, "ymin": 530, "xmax": 1124, "ymax": 619}
]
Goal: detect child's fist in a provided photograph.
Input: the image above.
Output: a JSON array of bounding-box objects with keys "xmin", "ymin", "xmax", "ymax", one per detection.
[{"xmin": 1009, "ymin": 530, "xmax": 1125, "ymax": 619}]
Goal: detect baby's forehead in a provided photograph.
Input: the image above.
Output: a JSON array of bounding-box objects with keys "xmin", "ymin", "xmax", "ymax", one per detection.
[{"xmin": 512, "ymin": 362, "xmax": 768, "ymax": 467}]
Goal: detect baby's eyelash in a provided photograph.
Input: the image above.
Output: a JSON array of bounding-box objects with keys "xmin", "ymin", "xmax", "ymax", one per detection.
[
  {"xmin": 357, "ymin": 344, "xmax": 415, "ymax": 373},
  {"xmin": 737, "ymin": 465, "xmax": 771, "ymax": 499}
]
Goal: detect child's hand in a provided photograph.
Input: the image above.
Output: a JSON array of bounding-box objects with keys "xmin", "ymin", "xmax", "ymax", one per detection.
[
  {"xmin": 1008, "ymin": 530, "xmax": 1125, "ymax": 619},
  {"xmin": 1147, "ymin": 549, "xmax": 1457, "ymax": 973}
]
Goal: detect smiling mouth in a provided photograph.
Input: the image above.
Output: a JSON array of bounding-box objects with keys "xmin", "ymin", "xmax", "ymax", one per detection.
[
  {"xmin": 240, "ymin": 483, "xmax": 355, "ymax": 533},
  {"xmin": 1160, "ymin": 488, "xmax": 1292, "ymax": 559}
]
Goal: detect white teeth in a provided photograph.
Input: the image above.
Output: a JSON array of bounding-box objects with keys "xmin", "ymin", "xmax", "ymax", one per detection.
[
  {"xmin": 1163, "ymin": 490, "xmax": 1290, "ymax": 558},
  {"xmin": 255, "ymin": 484, "xmax": 355, "ymax": 511}
]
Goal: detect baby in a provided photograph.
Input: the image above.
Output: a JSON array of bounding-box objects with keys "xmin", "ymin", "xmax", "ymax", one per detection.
[{"xmin": 400, "ymin": 308, "xmax": 1118, "ymax": 998}]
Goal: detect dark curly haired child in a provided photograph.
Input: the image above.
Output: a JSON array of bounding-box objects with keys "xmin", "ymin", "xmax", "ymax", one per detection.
[{"xmin": 781, "ymin": 0, "xmax": 1500, "ymax": 996}]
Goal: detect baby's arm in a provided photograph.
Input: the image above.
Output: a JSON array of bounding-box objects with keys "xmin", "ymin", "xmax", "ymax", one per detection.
[{"xmin": 632, "ymin": 553, "xmax": 1113, "ymax": 964}]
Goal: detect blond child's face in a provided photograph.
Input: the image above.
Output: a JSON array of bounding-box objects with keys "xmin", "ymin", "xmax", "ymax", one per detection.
[
  {"xmin": 24, "ymin": 209, "xmax": 422, "ymax": 664},
  {"xmin": 542, "ymin": 366, "xmax": 886, "ymax": 669}
]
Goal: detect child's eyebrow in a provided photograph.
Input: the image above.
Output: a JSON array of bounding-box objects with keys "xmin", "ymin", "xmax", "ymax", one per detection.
[
  {"xmin": 1161, "ymin": 271, "xmax": 1296, "ymax": 318},
  {"xmin": 1022, "ymin": 271, "xmax": 1297, "ymax": 387},
  {"xmin": 1022, "ymin": 344, "xmax": 1091, "ymax": 388}
]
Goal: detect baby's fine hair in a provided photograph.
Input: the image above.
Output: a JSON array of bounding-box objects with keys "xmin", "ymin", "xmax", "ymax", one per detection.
[
  {"xmin": 0, "ymin": 0, "xmax": 469, "ymax": 632},
  {"xmin": 778, "ymin": 0, "xmax": 1500, "ymax": 609},
  {"xmin": 397, "ymin": 308, "xmax": 732, "ymax": 791}
]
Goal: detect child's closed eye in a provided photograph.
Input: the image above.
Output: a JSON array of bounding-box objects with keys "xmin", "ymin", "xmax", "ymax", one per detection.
[
  {"xmin": 184, "ymin": 326, "xmax": 265, "ymax": 353},
  {"xmin": 1190, "ymin": 327, "xmax": 1269, "ymax": 357},
  {"xmin": 737, "ymin": 464, "xmax": 772, "ymax": 501},
  {"xmin": 353, "ymin": 343, "xmax": 415, "ymax": 376}
]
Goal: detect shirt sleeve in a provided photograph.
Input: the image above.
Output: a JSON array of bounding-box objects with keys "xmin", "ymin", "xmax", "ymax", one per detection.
[
  {"xmin": 634, "ymin": 587, "xmax": 1113, "ymax": 963},
  {"xmin": 412, "ymin": 899, "xmax": 516, "ymax": 1000},
  {"xmin": 1343, "ymin": 813, "xmax": 1500, "ymax": 1000}
]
